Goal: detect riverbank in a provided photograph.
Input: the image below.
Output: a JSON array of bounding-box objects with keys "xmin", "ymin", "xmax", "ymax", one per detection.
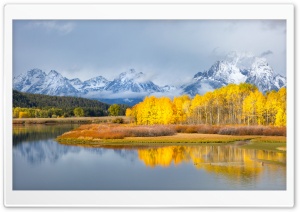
[
  {"xmin": 57, "ymin": 133, "xmax": 259, "ymax": 145},
  {"xmin": 56, "ymin": 123, "xmax": 286, "ymax": 148},
  {"xmin": 13, "ymin": 116, "xmax": 129, "ymax": 125}
]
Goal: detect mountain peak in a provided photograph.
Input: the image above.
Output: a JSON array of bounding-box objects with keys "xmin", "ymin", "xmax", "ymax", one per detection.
[
  {"xmin": 48, "ymin": 70, "xmax": 61, "ymax": 78},
  {"xmin": 129, "ymin": 68, "xmax": 136, "ymax": 73},
  {"xmin": 183, "ymin": 52, "xmax": 285, "ymax": 95},
  {"xmin": 13, "ymin": 54, "xmax": 286, "ymax": 102},
  {"xmin": 118, "ymin": 69, "xmax": 144, "ymax": 81}
]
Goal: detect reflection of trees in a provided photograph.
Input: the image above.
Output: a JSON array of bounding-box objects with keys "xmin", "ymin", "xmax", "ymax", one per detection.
[
  {"xmin": 13, "ymin": 124, "xmax": 79, "ymax": 145},
  {"xmin": 138, "ymin": 146, "xmax": 190, "ymax": 167},
  {"xmin": 138, "ymin": 145, "xmax": 286, "ymax": 181},
  {"xmin": 13, "ymin": 125, "xmax": 108, "ymax": 165}
]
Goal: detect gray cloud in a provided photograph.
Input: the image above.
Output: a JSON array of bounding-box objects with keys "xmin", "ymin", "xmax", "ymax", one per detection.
[
  {"xmin": 13, "ymin": 20, "xmax": 286, "ymax": 86},
  {"xmin": 260, "ymin": 20, "xmax": 286, "ymax": 30},
  {"xmin": 260, "ymin": 50, "xmax": 273, "ymax": 57},
  {"xmin": 26, "ymin": 21, "xmax": 76, "ymax": 34}
]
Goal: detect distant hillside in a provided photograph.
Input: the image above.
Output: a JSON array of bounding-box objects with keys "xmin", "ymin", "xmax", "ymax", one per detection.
[{"xmin": 13, "ymin": 90, "xmax": 109, "ymax": 109}]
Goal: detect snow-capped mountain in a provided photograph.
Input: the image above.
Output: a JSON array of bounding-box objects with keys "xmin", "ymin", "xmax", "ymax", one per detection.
[
  {"xmin": 81, "ymin": 76, "xmax": 109, "ymax": 93},
  {"xmin": 13, "ymin": 69, "xmax": 168, "ymax": 101},
  {"xmin": 13, "ymin": 69, "xmax": 79, "ymax": 96},
  {"xmin": 69, "ymin": 78, "xmax": 83, "ymax": 90},
  {"xmin": 182, "ymin": 52, "xmax": 286, "ymax": 95},
  {"xmin": 13, "ymin": 52, "xmax": 286, "ymax": 105},
  {"xmin": 13, "ymin": 68, "xmax": 46, "ymax": 92},
  {"xmin": 104, "ymin": 69, "xmax": 162, "ymax": 93}
]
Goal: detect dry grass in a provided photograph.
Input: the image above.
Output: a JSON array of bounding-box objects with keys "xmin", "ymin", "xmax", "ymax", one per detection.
[
  {"xmin": 218, "ymin": 126, "xmax": 286, "ymax": 136},
  {"xmin": 174, "ymin": 125, "xmax": 220, "ymax": 134},
  {"xmin": 57, "ymin": 124, "xmax": 176, "ymax": 141},
  {"xmin": 57, "ymin": 132, "xmax": 259, "ymax": 146},
  {"xmin": 173, "ymin": 125, "xmax": 286, "ymax": 136},
  {"xmin": 121, "ymin": 133, "xmax": 256, "ymax": 143},
  {"xmin": 56, "ymin": 123, "xmax": 287, "ymax": 146},
  {"xmin": 250, "ymin": 136, "xmax": 286, "ymax": 143}
]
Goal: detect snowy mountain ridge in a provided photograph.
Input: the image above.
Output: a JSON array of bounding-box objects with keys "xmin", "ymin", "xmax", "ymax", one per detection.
[
  {"xmin": 13, "ymin": 52, "xmax": 286, "ymax": 104},
  {"xmin": 182, "ymin": 52, "xmax": 286, "ymax": 95}
]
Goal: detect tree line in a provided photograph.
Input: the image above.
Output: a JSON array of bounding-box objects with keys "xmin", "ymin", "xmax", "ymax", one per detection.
[
  {"xmin": 12, "ymin": 106, "xmax": 104, "ymax": 118},
  {"xmin": 13, "ymin": 90, "xmax": 109, "ymax": 109},
  {"xmin": 13, "ymin": 90, "xmax": 129, "ymax": 118},
  {"xmin": 125, "ymin": 83, "xmax": 286, "ymax": 126}
]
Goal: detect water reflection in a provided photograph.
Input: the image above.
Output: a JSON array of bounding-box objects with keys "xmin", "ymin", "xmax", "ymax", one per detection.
[
  {"xmin": 138, "ymin": 145, "xmax": 286, "ymax": 182},
  {"xmin": 13, "ymin": 124, "xmax": 80, "ymax": 145},
  {"xmin": 138, "ymin": 145, "xmax": 285, "ymax": 167},
  {"xmin": 13, "ymin": 125, "xmax": 286, "ymax": 190},
  {"xmin": 13, "ymin": 125, "xmax": 137, "ymax": 165}
]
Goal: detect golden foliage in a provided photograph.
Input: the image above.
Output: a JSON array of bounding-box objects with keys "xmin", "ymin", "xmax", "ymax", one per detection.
[
  {"xmin": 126, "ymin": 83, "xmax": 286, "ymax": 126},
  {"xmin": 137, "ymin": 145, "xmax": 286, "ymax": 182}
]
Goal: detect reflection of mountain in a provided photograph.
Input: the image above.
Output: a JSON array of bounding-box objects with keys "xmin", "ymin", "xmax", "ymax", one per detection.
[
  {"xmin": 13, "ymin": 139, "xmax": 110, "ymax": 165},
  {"xmin": 137, "ymin": 145, "xmax": 286, "ymax": 182},
  {"xmin": 13, "ymin": 140, "xmax": 81, "ymax": 165},
  {"xmin": 113, "ymin": 149, "xmax": 138, "ymax": 163},
  {"xmin": 13, "ymin": 125, "xmax": 109, "ymax": 164}
]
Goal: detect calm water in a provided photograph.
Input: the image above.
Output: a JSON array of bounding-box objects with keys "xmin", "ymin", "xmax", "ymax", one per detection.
[{"xmin": 13, "ymin": 124, "xmax": 286, "ymax": 190}]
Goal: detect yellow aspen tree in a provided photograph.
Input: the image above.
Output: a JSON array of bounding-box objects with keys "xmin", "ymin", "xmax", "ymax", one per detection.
[
  {"xmin": 190, "ymin": 94, "xmax": 203, "ymax": 124},
  {"xmin": 202, "ymin": 91, "xmax": 214, "ymax": 125},
  {"xmin": 243, "ymin": 91, "xmax": 257, "ymax": 125},
  {"xmin": 173, "ymin": 95, "xmax": 191, "ymax": 124},
  {"xmin": 237, "ymin": 83, "xmax": 258, "ymax": 124},
  {"xmin": 212, "ymin": 88, "xmax": 226, "ymax": 125},
  {"xmin": 275, "ymin": 108, "xmax": 286, "ymax": 126},
  {"xmin": 224, "ymin": 84, "xmax": 237, "ymax": 124},
  {"xmin": 265, "ymin": 91, "xmax": 278, "ymax": 125},
  {"xmin": 255, "ymin": 91, "xmax": 266, "ymax": 125},
  {"xmin": 275, "ymin": 87, "xmax": 286, "ymax": 126},
  {"xmin": 159, "ymin": 97, "xmax": 174, "ymax": 124},
  {"xmin": 243, "ymin": 90, "xmax": 265, "ymax": 125}
]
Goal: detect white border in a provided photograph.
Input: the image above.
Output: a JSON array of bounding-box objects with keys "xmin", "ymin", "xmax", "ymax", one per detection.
[{"xmin": 3, "ymin": 4, "xmax": 294, "ymax": 207}]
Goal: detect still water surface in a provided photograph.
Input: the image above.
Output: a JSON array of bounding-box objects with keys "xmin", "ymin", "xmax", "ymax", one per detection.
[{"xmin": 13, "ymin": 124, "xmax": 286, "ymax": 190}]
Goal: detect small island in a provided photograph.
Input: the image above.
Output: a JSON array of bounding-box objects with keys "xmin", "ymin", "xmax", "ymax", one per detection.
[{"xmin": 56, "ymin": 123, "xmax": 286, "ymax": 151}]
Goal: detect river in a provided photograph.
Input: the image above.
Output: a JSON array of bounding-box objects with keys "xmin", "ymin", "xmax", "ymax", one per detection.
[{"xmin": 13, "ymin": 124, "xmax": 286, "ymax": 190}]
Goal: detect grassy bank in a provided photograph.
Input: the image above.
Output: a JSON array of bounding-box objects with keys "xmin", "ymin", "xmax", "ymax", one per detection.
[
  {"xmin": 13, "ymin": 116, "xmax": 129, "ymax": 125},
  {"xmin": 57, "ymin": 133, "xmax": 261, "ymax": 146},
  {"xmin": 241, "ymin": 141, "xmax": 286, "ymax": 152},
  {"xmin": 56, "ymin": 123, "xmax": 286, "ymax": 147}
]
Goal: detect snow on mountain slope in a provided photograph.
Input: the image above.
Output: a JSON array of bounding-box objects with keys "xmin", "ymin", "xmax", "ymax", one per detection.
[
  {"xmin": 13, "ymin": 52, "xmax": 286, "ymax": 103},
  {"xmin": 13, "ymin": 69, "xmax": 46, "ymax": 92},
  {"xmin": 13, "ymin": 69, "xmax": 166, "ymax": 99},
  {"xmin": 38, "ymin": 70, "xmax": 79, "ymax": 96},
  {"xmin": 14, "ymin": 69, "xmax": 79, "ymax": 96},
  {"xmin": 104, "ymin": 69, "xmax": 162, "ymax": 93},
  {"xmin": 69, "ymin": 78, "xmax": 83, "ymax": 90},
  {"xmin": 79, "ymin": 76, "xmax": 109, "ymax": 95},
  {"xmin": 182, "ymin": 52, "xmax": 286, "ymax": 95}
]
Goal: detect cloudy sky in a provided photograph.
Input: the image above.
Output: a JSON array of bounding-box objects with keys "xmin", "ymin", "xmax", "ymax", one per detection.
[{"xmin": 13, "ymin": 20, "xmax": 286, "ymax": 86}]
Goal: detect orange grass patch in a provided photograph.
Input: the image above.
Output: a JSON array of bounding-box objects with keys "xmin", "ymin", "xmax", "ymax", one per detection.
[
  {"xmin": 57, "ymin": 124, "xmax": 176, "ymax": 141},
  {"xmin": 56, "ymin": 124, "xmax": 287, "ymax": 146}
]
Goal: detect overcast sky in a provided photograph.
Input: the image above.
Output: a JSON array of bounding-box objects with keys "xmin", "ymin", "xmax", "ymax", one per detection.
[{"xmin": 13, "ymin": 20, "xmax": 286, "ymax": 86}]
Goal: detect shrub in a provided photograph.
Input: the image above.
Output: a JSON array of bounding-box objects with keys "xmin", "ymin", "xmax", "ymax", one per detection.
[
  {"xmin": 174, "ymin": 125, "xmax": 220, "ymax": 134},
  {"xmin": 19, "ymin": 111, "xmax": 30, "ymax": 118},
  {"xmin": 185, "ymin": 126, "xmax": 198, "ymax": 133},
  {"xmin": 218, "ymin": 126, "xmax": 286, "ymax": 136},
  {"xmin": 112, "ymin": 118, "xmax": 124, "ymax": 124}
]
